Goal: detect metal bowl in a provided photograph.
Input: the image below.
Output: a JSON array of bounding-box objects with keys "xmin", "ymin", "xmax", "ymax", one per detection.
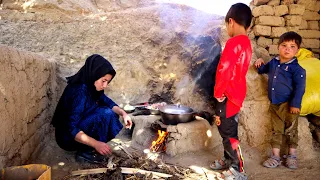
[{"xmin": 159, "ymin": 104, "xmax": 195, "ymax": 125}]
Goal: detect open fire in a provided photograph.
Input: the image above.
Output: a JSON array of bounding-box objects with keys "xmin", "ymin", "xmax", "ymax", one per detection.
[{"xmin": 150, "ymin": 130, "xmax": 169, "ymax": 152}]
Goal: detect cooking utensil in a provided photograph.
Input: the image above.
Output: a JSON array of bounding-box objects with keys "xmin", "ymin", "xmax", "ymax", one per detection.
[
  {"xmin": 145, "ymin": 106, "xmax": 160, "ymax": 115},
  {"xmin": 130, "ymin": 102, "xmax": 150, "ymax": 108},
  {"xmin": 159, "ymin": 104, "xmax": 196, "ymax": 125},
  {"xmin": 123, "ymin": 104, "xmax": 136, "ymax": 113}
]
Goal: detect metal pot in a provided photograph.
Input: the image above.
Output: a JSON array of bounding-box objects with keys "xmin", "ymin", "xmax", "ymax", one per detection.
[{"xmin": 159, "ymin": 104, "xmax": 196, "ymax": 125}]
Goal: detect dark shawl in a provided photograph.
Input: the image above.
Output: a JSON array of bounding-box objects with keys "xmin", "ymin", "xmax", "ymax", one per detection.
[{"xmin": 66, "ymin": 54, "xmax": 116, "ymax": 100}]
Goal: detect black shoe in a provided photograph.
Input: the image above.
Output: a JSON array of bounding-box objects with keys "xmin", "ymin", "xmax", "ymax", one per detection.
[{"xmin": 75, "ymin": 150, "xmax": 106, "ymax": 164}]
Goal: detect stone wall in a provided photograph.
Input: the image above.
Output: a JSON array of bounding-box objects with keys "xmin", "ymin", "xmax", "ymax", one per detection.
[
  {"xmin": 252, "ymin": 0, "xmax": 320, "ymax": 58},
  {"xmin": 0, "ymin": 45, "xmax": 57, "ymax": 168}
]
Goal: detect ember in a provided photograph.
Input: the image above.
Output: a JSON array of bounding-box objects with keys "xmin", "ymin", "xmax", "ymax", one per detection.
[{"xmin": 150, "ymin": 130, "xmax": 168, "ymax": 152}]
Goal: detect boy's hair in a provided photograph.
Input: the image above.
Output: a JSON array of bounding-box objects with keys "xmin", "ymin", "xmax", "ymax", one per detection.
[
  {"xmin": 278, "ymin": 31, "xmax": 302, "ymax": 48},
  {"xmin": 225, "ymin": 3, "xmax": 252, "ymax": 30}
]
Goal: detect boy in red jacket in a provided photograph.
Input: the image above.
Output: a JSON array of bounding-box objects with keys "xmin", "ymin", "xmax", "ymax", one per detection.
[{"xmin": 210, "ymin": 3, "xmax": 252, "ymax": 180}]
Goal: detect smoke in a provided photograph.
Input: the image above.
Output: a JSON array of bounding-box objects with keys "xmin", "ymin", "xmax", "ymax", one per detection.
[{"xmin": 156, "ymin": 0, "xmax": 251, "ymax": 15}]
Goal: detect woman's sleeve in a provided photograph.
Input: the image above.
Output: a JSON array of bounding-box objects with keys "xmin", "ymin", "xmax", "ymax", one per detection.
[
  {"xmin": 99, "ymin": 94, "xmax": 118, "ymax": 109},
  {"xmin": 67, "ymin": 88, "xmax": 87, "ymax": 138}
]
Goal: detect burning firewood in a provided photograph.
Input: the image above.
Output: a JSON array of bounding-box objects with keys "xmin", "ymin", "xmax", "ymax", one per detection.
[{"xmin": 150, "ymin": 130, "xmax": 169, "ymax": 152}]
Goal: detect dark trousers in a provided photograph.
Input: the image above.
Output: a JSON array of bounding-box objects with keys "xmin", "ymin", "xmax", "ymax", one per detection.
[{"xmin": 215, "ymin": 99, "xmax": 244, "ymax": 172}]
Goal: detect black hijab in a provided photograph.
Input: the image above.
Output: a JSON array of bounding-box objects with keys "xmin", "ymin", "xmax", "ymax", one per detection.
[{"xmin": 66, "ymin": 54, "xmax": 116, "ymax": 100}]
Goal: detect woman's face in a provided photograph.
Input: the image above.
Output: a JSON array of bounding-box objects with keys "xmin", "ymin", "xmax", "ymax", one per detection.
[{"xmin": 94, "ymin": 74, "xmax": 113, "ymax": 91}]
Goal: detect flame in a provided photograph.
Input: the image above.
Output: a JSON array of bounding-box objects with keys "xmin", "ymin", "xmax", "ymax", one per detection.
[{"xmin": 150, "ymin": 130, "xmax": 168, "ymax": 152}]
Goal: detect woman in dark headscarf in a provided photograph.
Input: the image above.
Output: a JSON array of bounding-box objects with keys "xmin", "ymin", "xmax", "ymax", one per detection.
[{"xmin": 52, "ymin": 54, "xmax": 132, "ymax": 163}]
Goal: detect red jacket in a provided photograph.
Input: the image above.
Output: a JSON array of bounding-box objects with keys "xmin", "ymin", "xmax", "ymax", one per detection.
[{"xmin": 214, "ymin": 35, "xmax": 252, "ymax": 118}]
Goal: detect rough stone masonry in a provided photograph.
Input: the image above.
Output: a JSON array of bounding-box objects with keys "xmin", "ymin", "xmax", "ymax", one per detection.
[{"xmin": 252, "ymin": 0, "xmax": 320, "ymax": 57}]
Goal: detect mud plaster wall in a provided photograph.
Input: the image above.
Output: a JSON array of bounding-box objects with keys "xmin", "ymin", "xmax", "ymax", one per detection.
[
  {"xmin": 0, "ymin": 0, "xmax": 317, "ymax": 162},
  {"xmin": 0, "ymin": 45, "xmax": 58, "ymax": 168}
]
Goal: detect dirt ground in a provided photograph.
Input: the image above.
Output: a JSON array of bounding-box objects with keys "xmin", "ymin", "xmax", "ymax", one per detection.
[{"xmin": 29, "ymin": 128, "xmax": 320, "ymax": 180}]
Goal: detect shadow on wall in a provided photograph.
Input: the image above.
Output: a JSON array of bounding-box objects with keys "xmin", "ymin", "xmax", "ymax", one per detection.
[
  {"xmin": 147, "ymin": 32, "xmax": 221, "ymax": 107},
  {"xmin": 189, "ymin": 35, "xmax": 221, "ymax": 103}
]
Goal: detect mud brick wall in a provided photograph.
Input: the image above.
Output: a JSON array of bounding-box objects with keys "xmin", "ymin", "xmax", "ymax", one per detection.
[
  {"xmin": 252, "ymin": 0, "xmax": 320, "ymax": 58},
  {"xmin": 0, "ymin": 45, "xmax": 58, "ymax": 168}
]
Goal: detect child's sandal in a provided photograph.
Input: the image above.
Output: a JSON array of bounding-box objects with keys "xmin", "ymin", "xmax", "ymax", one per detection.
[
  {"xmin": 285, "ymin": 155, "xmax": 298, "ymax": 169},
  {"xmin": 210, "ymin": 157, "xmax": 228, "ymax": 170},
  {"xmin": 221, "ymin": 167, "xmax": 248, "ymax": 180},
  {"xmin": 263, "ymin": 156, "xmax": 281, "ymax": 168}
]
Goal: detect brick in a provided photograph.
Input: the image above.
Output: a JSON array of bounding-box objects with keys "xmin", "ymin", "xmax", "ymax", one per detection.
[
  {"xmin": 298, "ymin": 30, "xmax": 320, "ymax": 38},
  {"xmin": 252, "ymin": 5, "xmax": 275, "ymax": 17},
  {"xmin": 287, "ymin": 26, "xmax": 300, "ymax": 32},
  {"xmin": 307, "ymin": 21, "xmax": 319, "ymax": 30},
  {"xmin": 255, "ymin": 46, "xmax": 271, "ymax": 61},
  {"xmin": 249, "ymin": 31, "xmax": 256, "ymax": 40},
  {"xmin": 311, "ymin": 48, "xmax": 320, "ymax": 54},
  {"xmin": 301, "ymin": 38, "xmax": 320, "ymax": 48},
  {"xmin": 297, "ymin": 0, "xmax": 317, "ymax": 11},
  {"xmin": 268, "ymin": 0, "xmax": 280, "ymax": 6},
  {"xmin": 271, "ymin": 27, "xmax": 287, "ymax": 37},
  {"xmin": 269, "ymin": 44, "xmax": 279, "ymax": 54},
  {"xmin": 303, "ymin": 10, "xmax": 320, "ymax": 21},
  {"xmin": 281, "ymin": 0, "xmax": 295, "ymax": 5},
  {"xmin": 316, "ymin": 1, "xmax": 320, "ymax": 12},
  {"xmin": 257, "ymin": 36, "xmax": 273, "ymax": 48},
  {"xmin": 273, "ymin": 38, "xmax": 280, "ymax": 45},
  {"xmin": 253, "ymin": 25, "xmax": 272, "ymax": 36},
  {"xmin": 255, "ymin": 16, "xmax": 285, "ymax": 26},
  {"xmin": 299, "ymin": 20, "xmax": 308, "ymax": 29},
  {"xmin": 254, "ymin": 0, "xmax": 270, "ymax": 6},
  {"xmin": 274, "ymin": 5, "xmax": 289, "ymax": 16},
  {"xmin": 288, "ymin": 4, "xmax": 305, "ymax": 15},
  {"xmin": 285, "ymin": 15, "xmax": 302, "ymax": 26}
]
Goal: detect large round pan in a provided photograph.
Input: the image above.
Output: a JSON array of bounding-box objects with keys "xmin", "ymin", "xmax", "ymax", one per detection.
[{"xmin": 159, "ymin": 104, "xmax": 196, "ymax": 125}]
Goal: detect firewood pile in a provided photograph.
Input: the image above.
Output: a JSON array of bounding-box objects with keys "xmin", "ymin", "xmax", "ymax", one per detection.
[{"xmin": 63, "ymin": 149, "xmax": 214, "ymax": 180}]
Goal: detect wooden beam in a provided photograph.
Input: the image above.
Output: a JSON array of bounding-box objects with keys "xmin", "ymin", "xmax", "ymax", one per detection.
[
  {"xmin": 121, "ymin": 167, "xmax": 172, "ymax": 178},
  {"xmin": 71, "ymin": 168, "xmax": 108, "ymax": 176},
  {"xmin": 71, "ymin": 167, "xmax": 173, "ymax": 178}
]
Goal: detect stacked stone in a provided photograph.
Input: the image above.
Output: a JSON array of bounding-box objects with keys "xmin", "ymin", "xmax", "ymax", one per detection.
[{"xmin": 252, "ymin": 0, "xmax": 320, "ymax": 58}]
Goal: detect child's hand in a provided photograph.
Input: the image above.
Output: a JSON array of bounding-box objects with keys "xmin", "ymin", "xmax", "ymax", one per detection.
[
  {"xmin": 290, "ymin": 107, "xmax": 300, "ymax": 114},
  {"xmin": 216, "ymin": 94, "xmax": 226, "ymax": 102},
  {"xmin": 254, "ymin": 58, "xmax": 265, "ymax": 68},
  {"xmin": 216, "ymin": 97, "xmax": 226, "ymax": 102},
  {"xmin": 215, "ymin": 116, "xmax": 221, "ymax": 126}
]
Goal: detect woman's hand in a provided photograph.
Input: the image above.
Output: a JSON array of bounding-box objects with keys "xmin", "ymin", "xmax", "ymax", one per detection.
[
  {"xmin": 254, "ymin": 58, "xmax": 265, "ymax": 68},
  {"xmin": 93, "ymin": 141, "xmax": 112, "ymax": 155},
  {"xmin": 112, "ymin": 106, "xmax": 133, "ymax": 129},
  {"xmin": 75, "ymin": 131, "xmax": 112, "ymax": 155},
  {"xmin": 123, "ymin": 114, "xmax": 133, "ymax": 129}
]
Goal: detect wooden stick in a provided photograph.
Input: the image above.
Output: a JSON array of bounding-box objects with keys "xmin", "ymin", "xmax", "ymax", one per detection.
[
  {"xmin": 71, "ymin": 168, "xmax": 108, "ymax": 176},
  {"xmin": 119, "ymin": 146, "xmax": 133, "ymax": 158},
  {"xmin": 121, "ymin": 167, "xmax": 172, "ymax": 178},
  {"xmin": 71, "ymin": 167, "xmax": 173, "ymax": 178}
]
